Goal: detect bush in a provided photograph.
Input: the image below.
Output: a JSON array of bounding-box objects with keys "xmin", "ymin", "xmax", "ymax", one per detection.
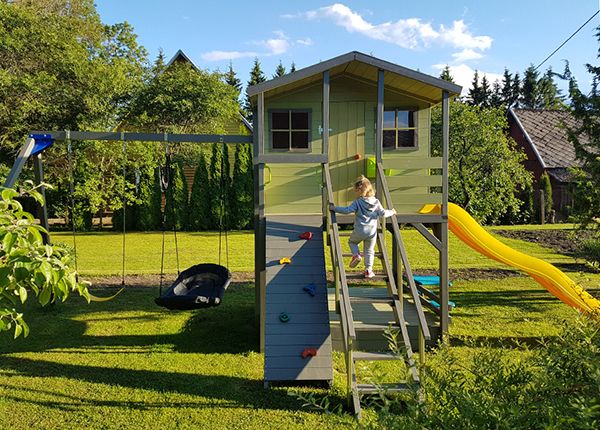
[
  {"xmin": 231, "ymin": 144, "xmax": 253, "ymax": 229},
  {"xmin": 135, "ymin": 167, "xmax": 161, "ymax": 231},
  {"xmin": 577, "ymin": 237, "xmax": 600, "ymax": 269},
  {"xmin": 165, "ymin": 160, "xmax": 188, "ymax": 231},
  {"xmin": 539, "ymin": 173, "xmax": 553, "ymax": 223},
  {"xmin": 188, "ymin": 154, "xmax": 211, "ymax": 231},
  {"xmin": 0, "ymin": 183, "xmax": 90, "ymax": 338}
]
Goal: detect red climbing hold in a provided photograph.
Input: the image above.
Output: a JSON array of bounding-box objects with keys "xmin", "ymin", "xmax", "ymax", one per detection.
[
  {"xmin": 301, "ymin": 347, "xmax": 317, "ymax": 358},
  {"xmin": 299, "ymin": 231, "xmax": 313, "ymax": 240}
]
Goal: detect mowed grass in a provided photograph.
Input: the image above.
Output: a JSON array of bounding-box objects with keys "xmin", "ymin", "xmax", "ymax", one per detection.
[{"xmin": 1, "ymin": 224, "xmax": 598, "ymax": 428}]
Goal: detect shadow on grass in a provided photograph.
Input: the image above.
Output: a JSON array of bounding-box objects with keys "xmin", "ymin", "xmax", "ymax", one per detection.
[
  {"xmin": 0, "ymin": 283, "xmax": 258, "ymax": 355},
  {"xmin": 450, "ymin": 289, "xmax": 562, "ymax": 312},
  {"xmin": 0, "ymin": 356, "xmax": 327, "ymax": 412}
]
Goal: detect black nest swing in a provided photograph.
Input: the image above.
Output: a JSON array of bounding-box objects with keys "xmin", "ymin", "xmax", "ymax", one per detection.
[
  {"xmin": 154, "ymin": 145, "xmax": 232, "ymax": 311},
  {"xmin": 155, "ymin": 263, "xmax": 232, "ymax": 310}
]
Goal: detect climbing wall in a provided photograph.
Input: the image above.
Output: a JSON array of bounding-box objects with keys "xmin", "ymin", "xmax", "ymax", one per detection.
[{"xmin": 264, "ymin": 215, "xmax": 333, "ymax": 384}]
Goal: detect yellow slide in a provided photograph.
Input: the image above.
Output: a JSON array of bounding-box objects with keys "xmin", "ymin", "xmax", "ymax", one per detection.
[{"xmin": 420, "ymin": 203, "xmax": 600, "ymax": 314}]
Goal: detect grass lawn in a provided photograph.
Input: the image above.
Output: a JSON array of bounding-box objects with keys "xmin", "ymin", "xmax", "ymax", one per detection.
[{"xmin": 1, "ymin": 224, "xmax": 598, "ymax": 428}]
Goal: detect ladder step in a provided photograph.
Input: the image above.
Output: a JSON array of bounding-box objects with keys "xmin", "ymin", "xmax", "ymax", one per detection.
[
  {"xmin": 349, "ymin": 296, "xmax": 394, "ymax": 305},
  {"xmin": 355, "ymin": 323, "xmax": 399, "ymax": 331},
  {"xmin": 353, "ymin": 351, "xmax": 402, "ymax": 361},
  {"xmin": 356, "ymin": 383, "xmax": 411, "ymax": 394},
  {"xmin": 342, "ymin": 252, "xmax": 383, "ymax": 258},
  {"xmin": 346, "ymin": 273, "xmax": 388, "ymax": 281}
]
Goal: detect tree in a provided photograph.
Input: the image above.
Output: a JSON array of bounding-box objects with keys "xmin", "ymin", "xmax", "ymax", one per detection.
[
  {"xmin": 439, "ymin": 65, "xmax": 455, "ymax": 83},
  {"xmin": 231, "ymin": 144, "xmax": 253, "ymax": 229},
  {"xmin": 431, "ymin": 102, "xmax": 532, "ymax": 224},
  {"xmin": 511, "ymin": 72, "xmax": 521, "ymax": 108},
  {"xmin": 467, "ymin": 70, "xmax": 481, "ymax": 106},
  {"xmin": 538, "ymin": 67, "xmax": 565, "ymax": 109},
  {"xmin": 565, "ymin": 27, "xmax": 600, "ymax": 229},
  {"xmin": 539, "ymin": 172, "xmax": 553, "ymax": 223},
  {"xmin": 501, "ymin": 69, "xmax": 514, "ymax": 107},
  {"xmin": 290, "ymin": 62, "xmax": 297, "ymax": 73},
  {"xmin": 0, "ymin": 183, "xmax": 90, "ymax": 338},
  {"xmin": 165, "ymin": 160, "xmax": 188, "ymax": 231},
  {"xmin": 480, "ymin": 75, "xmax": 491, "ymax": 107},
  {"xmin": 188, "ymin": 153, "xmax": 211, "ymax": 231},
  {"xmin": 274, "ymin": 60, "xmax": 286, "ymax": 78},
  {"xmin": 224, "ymin": 61, "xmax": 242, "ymax": 106},
  {"xmin": 490, "ymin": 80, "xmax": 503, "ymax": 108},
  {"xmin": 134, "ymin": 167, "xmax": 161, "ymax": 231},
  {"xmin": 244, "ymin": 57, "xmax": 267, "ymax": 120},
  {"xmin": 207, "ymin": 143, "xmax": 224, "ymax": 229},
  {"xmin": 521, "ymin": 65, "xmax": 540, "ymax": 108}
]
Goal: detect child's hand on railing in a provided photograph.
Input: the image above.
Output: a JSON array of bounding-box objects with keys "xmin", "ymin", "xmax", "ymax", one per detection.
[
  {"xmin": 328, "ymin": 203, "xmax": 336, "ymax": 212},
  {"xmin": 392, "ymin": 208, "xmax": 397, "ymax": 215}
]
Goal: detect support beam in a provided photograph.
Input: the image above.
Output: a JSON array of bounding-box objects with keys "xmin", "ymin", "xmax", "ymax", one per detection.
[
  {"xmin": 375, "ymin": 69, "xmax": 385, "ymax": 200},
  {"xmin": 32, "ymin": 154, "xmax": 50, "ymax": 245},
  {"xmin": 4, "ymin": 137, "xmax": 35, "ymax": 189},
  {"xmin": 439, "ymin": 90, "xmax": 450, "ymax": 335},
  {"xmin": 411, "ymin": 223, "xmax": 442, "ymax": 252},
  {"xmin": 322, "ymin": 70, "xmax": 330, "ymax": 157},
  {"xmin": 254, "ymin": 154, "xmax": 327, "ymax": 164},
  {"xmin": 29, "ymin": 130, "xmax": 253, "ymax": 144},
  {"xmin": 442, "ymin": 91, "xmax": 450, "ymax": 218}
]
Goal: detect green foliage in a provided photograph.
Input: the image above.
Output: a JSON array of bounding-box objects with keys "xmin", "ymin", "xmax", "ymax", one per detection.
[
  {"xmin": 165, "ymin": 160, "xmax": 188, "ymax": 231},
  {"xmin": 565, "ymin": 26, "xmax": 600, "ymax": 230},
  {"xmin": 0, "ymin": 0, "xmax": 147, "ymax": 167},
  {"xmin": 274, "ymin": 61, "xmax": 286, "ymax": 78},
  {"xmin": 231, "ymin": 145, "xmax": 253, "ymax": 229},
  {"xmin": 134, "ymin": 167, "xmax": 161, "ymax": 231},
  {"xmin": 439, "ymin": 65, "xmax": 454, "ymax": 83},
  {"xmin": 188, "ymin": 154, "xmax": 211, "ymax": 231},
  {"xmin": 0, "ymin": 182, "xmax": 90, "ymax": 339},
  {"xmin": 576, "ymin": 237, "xmax": 600, "ymax": 268},
  {"xmin": 244, "ymin": 57, "xmax": 267, "ymax": 119},
  {"xmin": 432, "ymin": 102, "xmax": 532, "ymax": 224},
  {"xmin": 539, "ymin": 172, "xmax": 553, "ymax": 223}
]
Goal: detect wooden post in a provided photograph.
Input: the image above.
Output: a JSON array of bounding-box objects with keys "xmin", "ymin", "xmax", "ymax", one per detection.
[
  {"xmin": 440, "ymin": 90, "xmax": 450, "ymax": 336},
  {"xmin": 375, "ymin": 69, "xmax": 384, "ymax": 201}
]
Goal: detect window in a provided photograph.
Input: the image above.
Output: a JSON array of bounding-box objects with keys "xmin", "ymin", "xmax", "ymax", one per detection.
[
  {"xmin": 382, "ymin": 109, "xmax": 417, "ymax": 149},
  {"xmin": 270, "ymin": 110, "xmax": 311, "ymax": 150}
]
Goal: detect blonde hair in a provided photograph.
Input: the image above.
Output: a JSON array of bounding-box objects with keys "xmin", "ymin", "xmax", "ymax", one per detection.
[{"xmin": 353, "ymin": 175, "xmax": 375, "ymax": 197}]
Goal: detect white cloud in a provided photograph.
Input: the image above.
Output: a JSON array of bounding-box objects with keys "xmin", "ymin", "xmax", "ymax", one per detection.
[
  {"xmin": 262, "ymin": 37, "xmax": 289, "ymax": 55},
  {"xmin": 452, "ymin": 48, "xmax": 484, "ymax": 62},
  {"xmin": 432, "ymin": 63, "xmax": 502, "ymax": 96},
  {"xmin": 201, "ymin": 50, "xmax": 258, "ymax": 61},
  {"xmin": 296, "ymin": 37, "xmax": 313, "ymax": 46},
  {"xmin": 287, "ymin": 3, "xmax": 492, "ymax": 55}
]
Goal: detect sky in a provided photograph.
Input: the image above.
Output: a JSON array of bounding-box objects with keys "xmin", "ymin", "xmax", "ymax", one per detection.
[{"xmin": 96, "ymin": 1, "xmax": 600, "ymax": 96}]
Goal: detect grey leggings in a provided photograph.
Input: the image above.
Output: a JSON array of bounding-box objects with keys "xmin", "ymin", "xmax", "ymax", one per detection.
[{"xmin": 348, "ymin": 228, "xmax": 377, "ymax": 270}]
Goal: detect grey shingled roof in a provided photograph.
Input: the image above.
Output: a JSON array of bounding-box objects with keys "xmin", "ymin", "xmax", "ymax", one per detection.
[{"xmin": 510, "ymin": 108, "xmax": 586, "ymax": 169}]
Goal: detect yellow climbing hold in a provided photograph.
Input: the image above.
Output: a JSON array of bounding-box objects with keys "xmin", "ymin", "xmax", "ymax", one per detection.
[{"xmin": 279, "ymin": 257, "xmax": 292, "ymax": 265}]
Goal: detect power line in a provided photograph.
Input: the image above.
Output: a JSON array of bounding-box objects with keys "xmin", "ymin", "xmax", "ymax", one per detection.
[{"xmin": 534, "ymin": 9, "xmax": 600, "ymax": 71}]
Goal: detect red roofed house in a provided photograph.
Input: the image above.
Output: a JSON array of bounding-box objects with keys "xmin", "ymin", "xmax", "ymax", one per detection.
[{"xmin": 508, "ymin": 108, "xmax": 586, "ymax": 220}]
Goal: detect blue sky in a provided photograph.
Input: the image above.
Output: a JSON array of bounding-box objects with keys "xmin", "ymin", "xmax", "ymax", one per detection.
[{"xmin": 96, "ymin": 1, "xmax": 600, "ymax": 95}]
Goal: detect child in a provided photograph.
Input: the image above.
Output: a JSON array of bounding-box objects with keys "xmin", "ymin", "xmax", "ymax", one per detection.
[{"xmin": 330, "ymin": 176, "xmax": 396, "ymax": 278}]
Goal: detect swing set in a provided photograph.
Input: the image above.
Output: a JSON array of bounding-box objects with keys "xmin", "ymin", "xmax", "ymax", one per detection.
[{"xmin": 3, "ymin": 130, "xmax": 252, "ymax": 308}]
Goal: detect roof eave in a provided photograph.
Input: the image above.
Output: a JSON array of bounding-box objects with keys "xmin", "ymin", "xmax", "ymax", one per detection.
[
  {"xmin": 247, "ymin": 51, "xmax": 462, "ymax": 98},
  {"xmin": 509, "ymin": 108, "xmax": 547, "ymax": 169}
]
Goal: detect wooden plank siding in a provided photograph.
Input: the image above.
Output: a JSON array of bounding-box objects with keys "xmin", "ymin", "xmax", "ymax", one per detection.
[{"xmin": 264, "ymin": 215, "xmax": 333, "ymax": 383}]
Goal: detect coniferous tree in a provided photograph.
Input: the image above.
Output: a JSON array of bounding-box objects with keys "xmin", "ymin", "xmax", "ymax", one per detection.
[
  {"xmin": 207, "ymin": 143, "xmax": 224, "ymax": 229},
  {"xmin": 274, "ymin": 60, "xmax": 286, "ymax": 78},
  {"xmin": 165, "ymin": 160, "xmax": 188, "ymax": 231},
  {"xmin": 439, "ymin": 65, "xmax": 455, "ymax": 83},
  {"xmin": 135, "ymin": 167, "xmax": 161, "ymax": 231},
  {"xmin": 490, "ymin": 80, "xmax": 503, "ymax": 107},
  {"xmin": 188, "ymin": 153, "xmax": 211, "ymax": 231},
  {"xmin": 153, "ymin": 49, "xmax": 166, "ymax": 75},
  {"xmin": 511, "ymin": 72, "xmax": 521, "ymax": 108},
  {"xmin": 538, "ymin": 67, "xmax": 564, "ymax": 109},
  {"xmin": 480, "ymin": 75, "xmax": 491, "ymax": 107},
  {"xmin": 521, "ymin": 65, "xmax": 540, "ymax": 108},
  {"xmin": 468, "ymin": 70, "xmax": 481, "ymax": 106},
  {"xmin": 224, "ymin": 61, "xmax": 242, "ymax": 106},
  {"xmin": 231, "ymin": 144, "xmax": 253, "ymax": 229},
  {"xmin": 539, "ymin": 172, "xmax": 553, "ymax": 223},
  {"xmin": 222, "ymin": 143, "xmax": 232, "ymax": 229},
  {"xmin": 290, "ymin": 62, "xmax": 297, "ymax": 73},
  {"xmin": 244, "ymin": 57, "xmax": 267, "ymax": 120},
  {"xmin": 501, "ymin": 69, "xmax": 514, "ymax": 107}
]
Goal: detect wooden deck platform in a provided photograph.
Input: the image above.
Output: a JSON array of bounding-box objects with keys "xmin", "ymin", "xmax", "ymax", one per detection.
[
  {"xmin": 328, "ymin": 286, "xmax": 441, "ymax": 351},
  {"xmin": 264, "ymin": 215, "xmax": 333, "ymax": 384}
]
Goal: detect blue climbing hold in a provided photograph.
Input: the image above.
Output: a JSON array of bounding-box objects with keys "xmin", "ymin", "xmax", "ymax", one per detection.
[{"xmin": 303, "ymin": 284, "xmax": 316, "ymax": 296}]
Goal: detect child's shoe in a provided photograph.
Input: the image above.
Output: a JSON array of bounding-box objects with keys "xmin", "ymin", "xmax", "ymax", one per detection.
[
  {"xmin": 364, "ymin": 269, "xmax": 375, "ymax": 279},
  {"xmin": 349, "ymin": 254, "xmax": 362, "ymax": 268}
]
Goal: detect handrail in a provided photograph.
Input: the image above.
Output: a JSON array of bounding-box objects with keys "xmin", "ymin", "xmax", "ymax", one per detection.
[
  {"xmin": 377, "ymin": 163, "xmax": 431, "ymax": 340},
  {"xmin": 323, "ymin": 163, "xmax": 356, "ymax": 342}
]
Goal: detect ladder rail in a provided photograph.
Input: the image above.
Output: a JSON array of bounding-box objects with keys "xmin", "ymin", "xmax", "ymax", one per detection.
[{"xmin": 377, "ymin": 163, "xmax": 431, "ymax": 341}]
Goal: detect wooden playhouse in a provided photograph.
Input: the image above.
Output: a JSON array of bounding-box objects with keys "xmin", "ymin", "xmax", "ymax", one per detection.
[{"xmin": 247, "ymin": 51, "xmax": 461, "ymax": 414}]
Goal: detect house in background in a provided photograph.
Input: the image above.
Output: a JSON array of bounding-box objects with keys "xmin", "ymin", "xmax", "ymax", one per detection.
[{"xmin": 508, "ymin": 108, "xmax": 585, "ymax": 219}]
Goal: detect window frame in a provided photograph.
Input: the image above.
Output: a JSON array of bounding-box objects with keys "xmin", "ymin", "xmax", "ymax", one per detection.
[
  {"xmin": 268, "ymin": 109, "xmax": 312, "ymax": 152},
  {"xmin": 381, "ymin": 108, "xmax": 419, "ymax": 151}
]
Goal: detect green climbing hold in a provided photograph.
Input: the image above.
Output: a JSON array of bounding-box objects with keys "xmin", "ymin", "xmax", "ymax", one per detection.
[{"xmin": 279, "ymin": 312, "xmax": 290, "ymax": 323}]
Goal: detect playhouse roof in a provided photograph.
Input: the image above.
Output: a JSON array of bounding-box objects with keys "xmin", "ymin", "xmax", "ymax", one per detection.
[
  {"xmin": 509, "ymin": 108, "xmax": 585, "ymax": 170},
  {"xmin": 247, "ymin": 51, "xmax": 462, "ymax": 104}
]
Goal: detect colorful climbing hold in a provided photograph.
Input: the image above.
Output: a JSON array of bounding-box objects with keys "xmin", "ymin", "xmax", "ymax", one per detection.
[
  {"xmin": 303, "ymin": 284, "xmax": 316, "ymax": 296},
  {"xmin": 279, "ymin": 257, "xmax": 292, "ymax": 265},
  {"xmin": 299, "ymin": 231, "xmax": 313, "ymax": 240},
  {"xmin": 301, "ymin": 347, "xmax": 317, "ymax": 358},
  {"xmin": 279, "ymin": 312, "xmax": 290, "ymax": 323}
]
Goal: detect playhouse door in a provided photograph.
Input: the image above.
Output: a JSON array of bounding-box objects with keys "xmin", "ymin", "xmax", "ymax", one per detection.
[{"xmin": 328, "ymin": 102, "xmax": 366, "ymax": 206}]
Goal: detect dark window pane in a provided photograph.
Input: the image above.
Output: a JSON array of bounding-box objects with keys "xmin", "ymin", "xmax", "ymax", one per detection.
[
  {"xmin": 291, "ymin": 112, "xmax": 309, "ymax": 129},
  {"xmin": 397, "ymin": 111, "xmax": 414, "ymax": 128},
  {"xmin": 397, "ymin": 130, "xmax": 415, "ymax": 147},
  {"xmin": 291, "ymin": 131, "xmax": 309, "ymax": 149},
  {"xmin": 383, "ymin": 130, "xmax": 396, "ymax": 148},
  {"xmin": 272, "ymin": 131, "xmax": 289, "ymax": 149},
  {"xmin": 383, "ymin": 110, "xmax": 396, "ymax": 129},
  {"xmin": 272, "ymin": 112, "xmax": 289, "ymax": 129}
]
